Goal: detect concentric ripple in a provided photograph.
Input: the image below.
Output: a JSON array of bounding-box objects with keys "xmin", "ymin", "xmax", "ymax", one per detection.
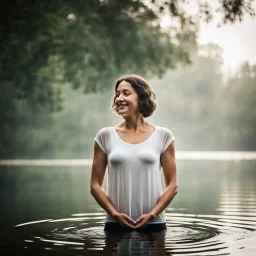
[{"xmin": 7, "ymin": 211, "xmax": 256, "ymax": 256}]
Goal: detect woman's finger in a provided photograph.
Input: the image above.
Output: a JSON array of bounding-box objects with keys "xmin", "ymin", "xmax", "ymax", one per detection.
[
  {"xmin": 134, "ymin": 216, "xmax": 151, "ymax": 229},
  {"xmin": 120, "ymin": 218, "xmax": 135, "ymax": 229},
  {"xmin": 135, "ymin": 215, "xmax": 143, "ymax": 224},
  {"xmin": 124, "ymin": 215, "xmax": 136, "ymax": 225},
  {"xmin": 124, "ymin": 222, "xmax": 135, "ymax": 229},
  {"xmin": 134, "ymin": 222, "xmax": 144, "ymax": 229},
  {"xmin": 117, "ymin": 215, "xmax": 135, "ymax": 229}
]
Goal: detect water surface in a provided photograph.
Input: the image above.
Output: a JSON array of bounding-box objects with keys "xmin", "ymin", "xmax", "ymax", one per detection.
[{"xmin": 0, "ymin": 159, "xmax": 255, "ymax": 255}]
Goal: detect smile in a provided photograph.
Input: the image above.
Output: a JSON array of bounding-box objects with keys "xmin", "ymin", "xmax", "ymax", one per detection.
[{"xmin": 118, "ymin": 104, "xmax": 128, "ymax": 108}]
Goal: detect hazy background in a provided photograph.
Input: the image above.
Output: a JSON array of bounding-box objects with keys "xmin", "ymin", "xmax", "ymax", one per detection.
[
  {"xmin": 1, "ymin": 2, "xmax": 256, "ymax": 254},
  {"xmin": 1, "ymin": 0, "xmax": 255, "ymax": 159}
]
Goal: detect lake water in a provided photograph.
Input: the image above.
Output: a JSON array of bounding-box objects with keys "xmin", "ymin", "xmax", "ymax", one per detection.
[{"xmin": 0, "ymin": 157, "xmax": 256, "ymax": 255}]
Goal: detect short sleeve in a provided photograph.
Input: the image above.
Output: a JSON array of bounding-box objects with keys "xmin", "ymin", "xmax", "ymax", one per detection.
[
  {"xmin": 161, "ymin": 127, "xmax": 175, "ymax": 154},
  {"xmin": 94, "ymin": 128, "xmax": 108, "ymax": 154}
]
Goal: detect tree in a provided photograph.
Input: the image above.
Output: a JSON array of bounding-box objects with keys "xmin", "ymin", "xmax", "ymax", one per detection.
[
  {"xmin": 222, "ymin": 62, "xmax": 256, "ymax": 150},
  {"xmin": 0, "ymin": 0, "xmax": 255, "ymax": 110}
]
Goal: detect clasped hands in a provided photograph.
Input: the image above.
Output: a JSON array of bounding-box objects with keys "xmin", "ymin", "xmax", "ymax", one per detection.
[{"xmin": 114, "ymin": 212, "xmax": 156, "ymax": 229}]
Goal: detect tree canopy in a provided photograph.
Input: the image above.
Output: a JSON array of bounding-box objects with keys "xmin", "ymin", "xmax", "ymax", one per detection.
[
  {"xmin": 2, "ymin": 43, "xmax": 255, "ymax": 158},
  {"xmin": 1, "ymin": 0, "xmax": 255, "ymax": 110}
]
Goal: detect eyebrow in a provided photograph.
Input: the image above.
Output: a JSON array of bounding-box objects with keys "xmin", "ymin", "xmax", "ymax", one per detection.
[{"xmin": 116, "ymin": 89, "xmax": 131, "ymax": 93}]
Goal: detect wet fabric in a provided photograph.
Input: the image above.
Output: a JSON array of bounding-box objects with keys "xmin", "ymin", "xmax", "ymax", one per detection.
[{"xmin": 94, "ymin": 125, "xmax": 175, "ymax": 224}]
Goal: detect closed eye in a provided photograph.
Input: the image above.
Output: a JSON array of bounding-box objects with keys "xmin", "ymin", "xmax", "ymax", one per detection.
[{"xmin": 116, "ymin": 92, "xmax": 130, "ymax": 97}]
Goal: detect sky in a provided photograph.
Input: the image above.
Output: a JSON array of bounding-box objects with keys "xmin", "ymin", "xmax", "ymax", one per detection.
[
  {"xmin": 198, "ymin": 8, "xmax": 256, "ymax": 75},
  {"xmin": 160, "ymin": 0, "xmax": 256, "ymax": 75}
]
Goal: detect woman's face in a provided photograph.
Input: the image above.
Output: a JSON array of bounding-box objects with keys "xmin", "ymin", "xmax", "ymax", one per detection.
[{"xmin": 115, "ymin": 80, "xmax": 140, "ymax": 117}]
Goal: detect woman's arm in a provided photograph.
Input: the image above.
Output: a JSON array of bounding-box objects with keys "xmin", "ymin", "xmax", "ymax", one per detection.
[
  {"xmin": 134, "ymin": 141, "xmax": 177, "ymax": 228},
  {"xmin": 90, "ymin": 142, "xmax": 136, "ymax": 228},
  {"xmin": 90, "ymin": 141, "xmax": 118, "ymax": 217},
  {"xmin": 150, "ymin": 141, "xmax": 178, "ymax": 217}
]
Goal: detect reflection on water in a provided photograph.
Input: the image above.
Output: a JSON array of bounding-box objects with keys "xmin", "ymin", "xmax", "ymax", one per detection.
[
  {"xmin": 1, "ymin": 151, "xmax": 256, "ymax": 167},
  {"xmin": 0, "ymin": 160, "xmax": 256, "ymax": 255}
]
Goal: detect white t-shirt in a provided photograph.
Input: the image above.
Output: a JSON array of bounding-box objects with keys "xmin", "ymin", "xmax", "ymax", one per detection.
[{"xmin": 94, "ymin": 125, "xmax": 175, "ymax": 224}]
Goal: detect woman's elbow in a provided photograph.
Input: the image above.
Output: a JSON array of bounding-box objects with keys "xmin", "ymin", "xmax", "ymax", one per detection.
[
  {"xmin": 174, "ymin": 184, "xmax": 178, "ymax": 195},
  {"xmin": 90, "ymin": 184, "xmax": 98, "ymax": 195},
  {"xmin": 167, "ymin": 183, "xmax": 178, "ymax": 195},
  {"xmin": 172, "ymin": 183, "xmax": 178, "ymax": 195}
]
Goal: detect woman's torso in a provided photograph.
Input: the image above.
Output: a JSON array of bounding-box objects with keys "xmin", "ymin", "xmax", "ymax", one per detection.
[{"xmin": 94, "ymin": 125, "xmax": 175, "ymax": 224}]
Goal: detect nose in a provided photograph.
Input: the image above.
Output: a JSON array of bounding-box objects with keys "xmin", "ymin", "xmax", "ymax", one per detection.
[{"xmin": 116, "ymin": 95, "xmax": 124, "ymax": 103}]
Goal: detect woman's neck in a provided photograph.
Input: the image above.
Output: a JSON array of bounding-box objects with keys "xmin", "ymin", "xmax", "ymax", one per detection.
[{"xmin": 121, "ymin": 115, "xmax": 148, "ymax": 132}]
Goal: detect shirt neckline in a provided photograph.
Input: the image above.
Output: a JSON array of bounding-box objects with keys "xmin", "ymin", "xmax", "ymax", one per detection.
[{"xmin": 112, "ymin": 126, "xmax": 158, "ymax": 146}]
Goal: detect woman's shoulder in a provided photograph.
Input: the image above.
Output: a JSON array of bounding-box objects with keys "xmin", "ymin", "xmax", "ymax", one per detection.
[
  {"xmin": 96, "ymin": 126, "xmax": 112, "ymax": 135},
  {"xmin": 155, "ymin": 126, "xmax": 175, "ymax": 137},
  {"xmin": 155, "ymin": 125, "xmax": 172, "ymax": 131}
]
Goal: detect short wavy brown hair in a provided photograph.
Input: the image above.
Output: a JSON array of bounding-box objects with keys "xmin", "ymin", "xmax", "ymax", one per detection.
[{"xmin": 111, "ymin": 74, "xmax": 157, "ymax": 118}]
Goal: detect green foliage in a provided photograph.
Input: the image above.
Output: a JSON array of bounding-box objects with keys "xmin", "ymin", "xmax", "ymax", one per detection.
[
  {"xmin": 1, "ymin": 1, "xmax": 254, "ymax": 110},
  {"xmin": 0, "ymin": 1, "xmax": 255, "ymax": 157},
  {"xmin": 150, "ymin": 44, "xmax": 224, "ymax": 150},
  {"xmin": 222, "ymin": 62, "xmax": 256, "ymax": 150},
  {"xmin": 1, "ymin": 0, "xmax": 196, "ymax": 111},
  {"xmin": 1, "ymin": 43, "xmax": 256, "ymax": 158}
]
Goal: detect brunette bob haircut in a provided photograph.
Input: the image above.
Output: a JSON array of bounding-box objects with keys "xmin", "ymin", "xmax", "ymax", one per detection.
[{"xmin": 111, "ymin": 74, "xmax": 157, "ymax": 118}]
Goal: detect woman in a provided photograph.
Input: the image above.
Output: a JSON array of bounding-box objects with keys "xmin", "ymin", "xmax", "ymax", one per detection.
[{"xmin": 90, "ymin": 74, "xmax": 178, "ymax": 233}]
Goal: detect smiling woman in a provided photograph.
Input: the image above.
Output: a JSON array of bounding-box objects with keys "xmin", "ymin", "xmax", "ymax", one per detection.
[
  {"xmin": 112, "ymin": 75, "xmax": 157, "ymax": 119},
  {"xmin": 90, "ymin": 74, "xmax": 177, "ymax": 233}
]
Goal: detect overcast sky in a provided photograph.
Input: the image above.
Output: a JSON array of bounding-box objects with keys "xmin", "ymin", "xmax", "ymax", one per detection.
[
  {"xmin": 198, "ymin": 8, "xmax": 256, "ymax": 75},
  {"xmin": 160, "ymin": 0, "xmax": 256, "ymax": 75}
]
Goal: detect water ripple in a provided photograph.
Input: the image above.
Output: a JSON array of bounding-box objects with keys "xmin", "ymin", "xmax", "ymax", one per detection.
[{"xmin": 6, "ymin": 212, "xmax": 256, "ymax": 255}]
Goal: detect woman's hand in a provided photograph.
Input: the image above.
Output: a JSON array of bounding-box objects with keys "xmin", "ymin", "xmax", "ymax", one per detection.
[
  {"xmin": 113, "ymin": 213, "xmax": 136, "ymax": 229},
  {"xmin": 134, "ymin": 213, "xmax": 156, "ymax": 229}
]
